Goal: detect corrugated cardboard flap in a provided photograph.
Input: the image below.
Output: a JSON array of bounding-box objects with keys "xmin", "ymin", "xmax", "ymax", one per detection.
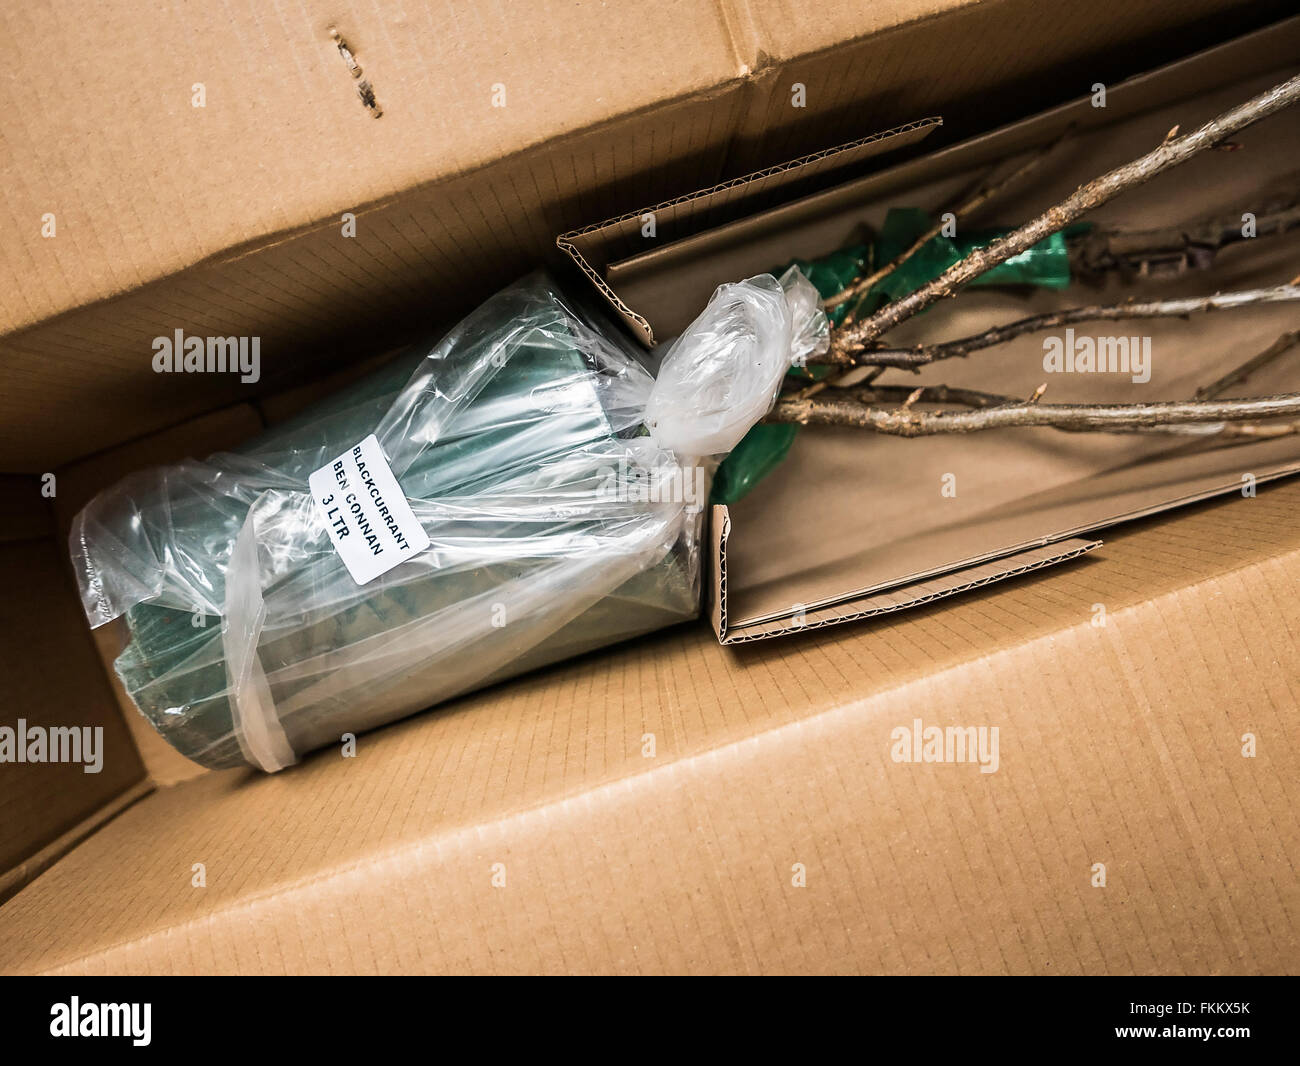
[
  {"xmin": 557, "ymin": 117, "xmax": 941, "ymax": 344},
  {"xmin": 710, "ymin": 502, "xmax": 1103, "ymax": 642}
]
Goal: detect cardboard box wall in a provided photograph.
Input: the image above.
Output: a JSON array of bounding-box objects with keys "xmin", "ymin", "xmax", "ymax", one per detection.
[
  {"xmin": 3, "ymin": 481, "xmax": 1299, "ymax": 973},
  {"xmin": 1, "ymin": 2, "xmax": 1299, "ymax": 973},
  {"xmin": 0, "ymin": 0, "xmax": 1288, "ymax": 468}
]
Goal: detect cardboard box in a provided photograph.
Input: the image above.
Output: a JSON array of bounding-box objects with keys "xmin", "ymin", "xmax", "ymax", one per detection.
[
  {"xmin": 1, "ymin": 0, "xmax": 1286, "ymax": 469},
  {"xmin": 1, "ymin": 3, "xmax": 1298, "ymax": 974}
]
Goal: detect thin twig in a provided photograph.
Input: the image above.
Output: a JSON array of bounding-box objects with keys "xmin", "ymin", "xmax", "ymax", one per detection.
[
  {"xmin": 784, "ymin": 335, "xmax": 1300, "ymax": 440},
  {"xmin": 1212, "ymin": 419, "xmax": 1300, "ymax": 438},
  {"xmin": 1195, "ymin": 330, "xmax": 1300, "ymax": 399},
  {"xmin": 823, "ymin": 130, "xmax": 1072, "ymax": 317},
  {"xmin": 769, "ymin": 392, "xmax": 1300, "ymax": 437},
  {"xmin": 828, "ymin": 73, "xmax": 1300, "ymax": 359},
  {"xmin": 810, "ymin": 286, "xmax": 1300, "ymax": 369},
  {"xmin": 833, "ymin": 382, "xmax": 1285, "ymax": 438},
  {"xmin": 1071, "ymin": 199, "xmax": 1300, "ymax": 279},
  {"xmin": 842, "ymin": 383, "xmax": 1029, "ymax": 409}
]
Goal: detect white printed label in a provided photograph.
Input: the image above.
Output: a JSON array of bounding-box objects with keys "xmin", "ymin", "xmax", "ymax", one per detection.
[{"xmin": 308, "ymin": 434, "xmax": 430, "ymax": 585}]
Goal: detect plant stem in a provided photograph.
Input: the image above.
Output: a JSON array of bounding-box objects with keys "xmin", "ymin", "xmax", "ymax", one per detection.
[
  {"xmin": 830, "ymin": 73, "xmax": 1300, "ymax": 359},
  {"xmin": 770, "ymin": 391, "xmax": 1300, "ymax": 437},
  {"xmin": 823, "ymin": 130, "xmax": 1070, "ymax": 316},
  {"xmin": 1195, "ymin": 330, "xmax": 1300, "ymax": 399},
  {"xmin": 811, "ymin": 286, "xmax": 1300, "ymax": 370}
]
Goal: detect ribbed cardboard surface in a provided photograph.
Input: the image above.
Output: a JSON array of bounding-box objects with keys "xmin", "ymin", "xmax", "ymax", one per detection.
[{"xmin": 2, "ymin": 481, "xmax": 1296, "ymax": 973}]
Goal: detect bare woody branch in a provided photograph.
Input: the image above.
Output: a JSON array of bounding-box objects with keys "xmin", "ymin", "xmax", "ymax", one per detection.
[
  {"xmin": 769, "ymin": 391, "xmax": 1300, "ymax": 437},
  {"xmin": 826, "ymin": 380, "xmax": 1295, "ymax": 439},
  {"xmin": 823, "ymin": 130, "xmax": 1070, "ymax": 315},
  {"xmin": 829, "ymin": 73, "xmax": 1300, "ymax": 359},
  {"xmin": 839, "ymin": 384, "xmax": 1018, "ymax": 409},
  {"xmin": 809, "ymin": 285, "xmax": 1300, "ymax": 370},
  {"xmin": 1212, "ymin": 419, "xmax": 1300, "ymax": 439},
  {"xmin": 1195, "ymin": 330, "xmax": 1300, "ymax": 399},
  {"xmin": 1072, "ymin": 198, "xmax": 1300, "ymax": 279}
]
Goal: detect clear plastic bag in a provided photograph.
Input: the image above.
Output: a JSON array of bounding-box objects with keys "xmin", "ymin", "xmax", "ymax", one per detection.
[{"xmin": 70, "ymin": 269, "xmax": 827, "ymax": 771}]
